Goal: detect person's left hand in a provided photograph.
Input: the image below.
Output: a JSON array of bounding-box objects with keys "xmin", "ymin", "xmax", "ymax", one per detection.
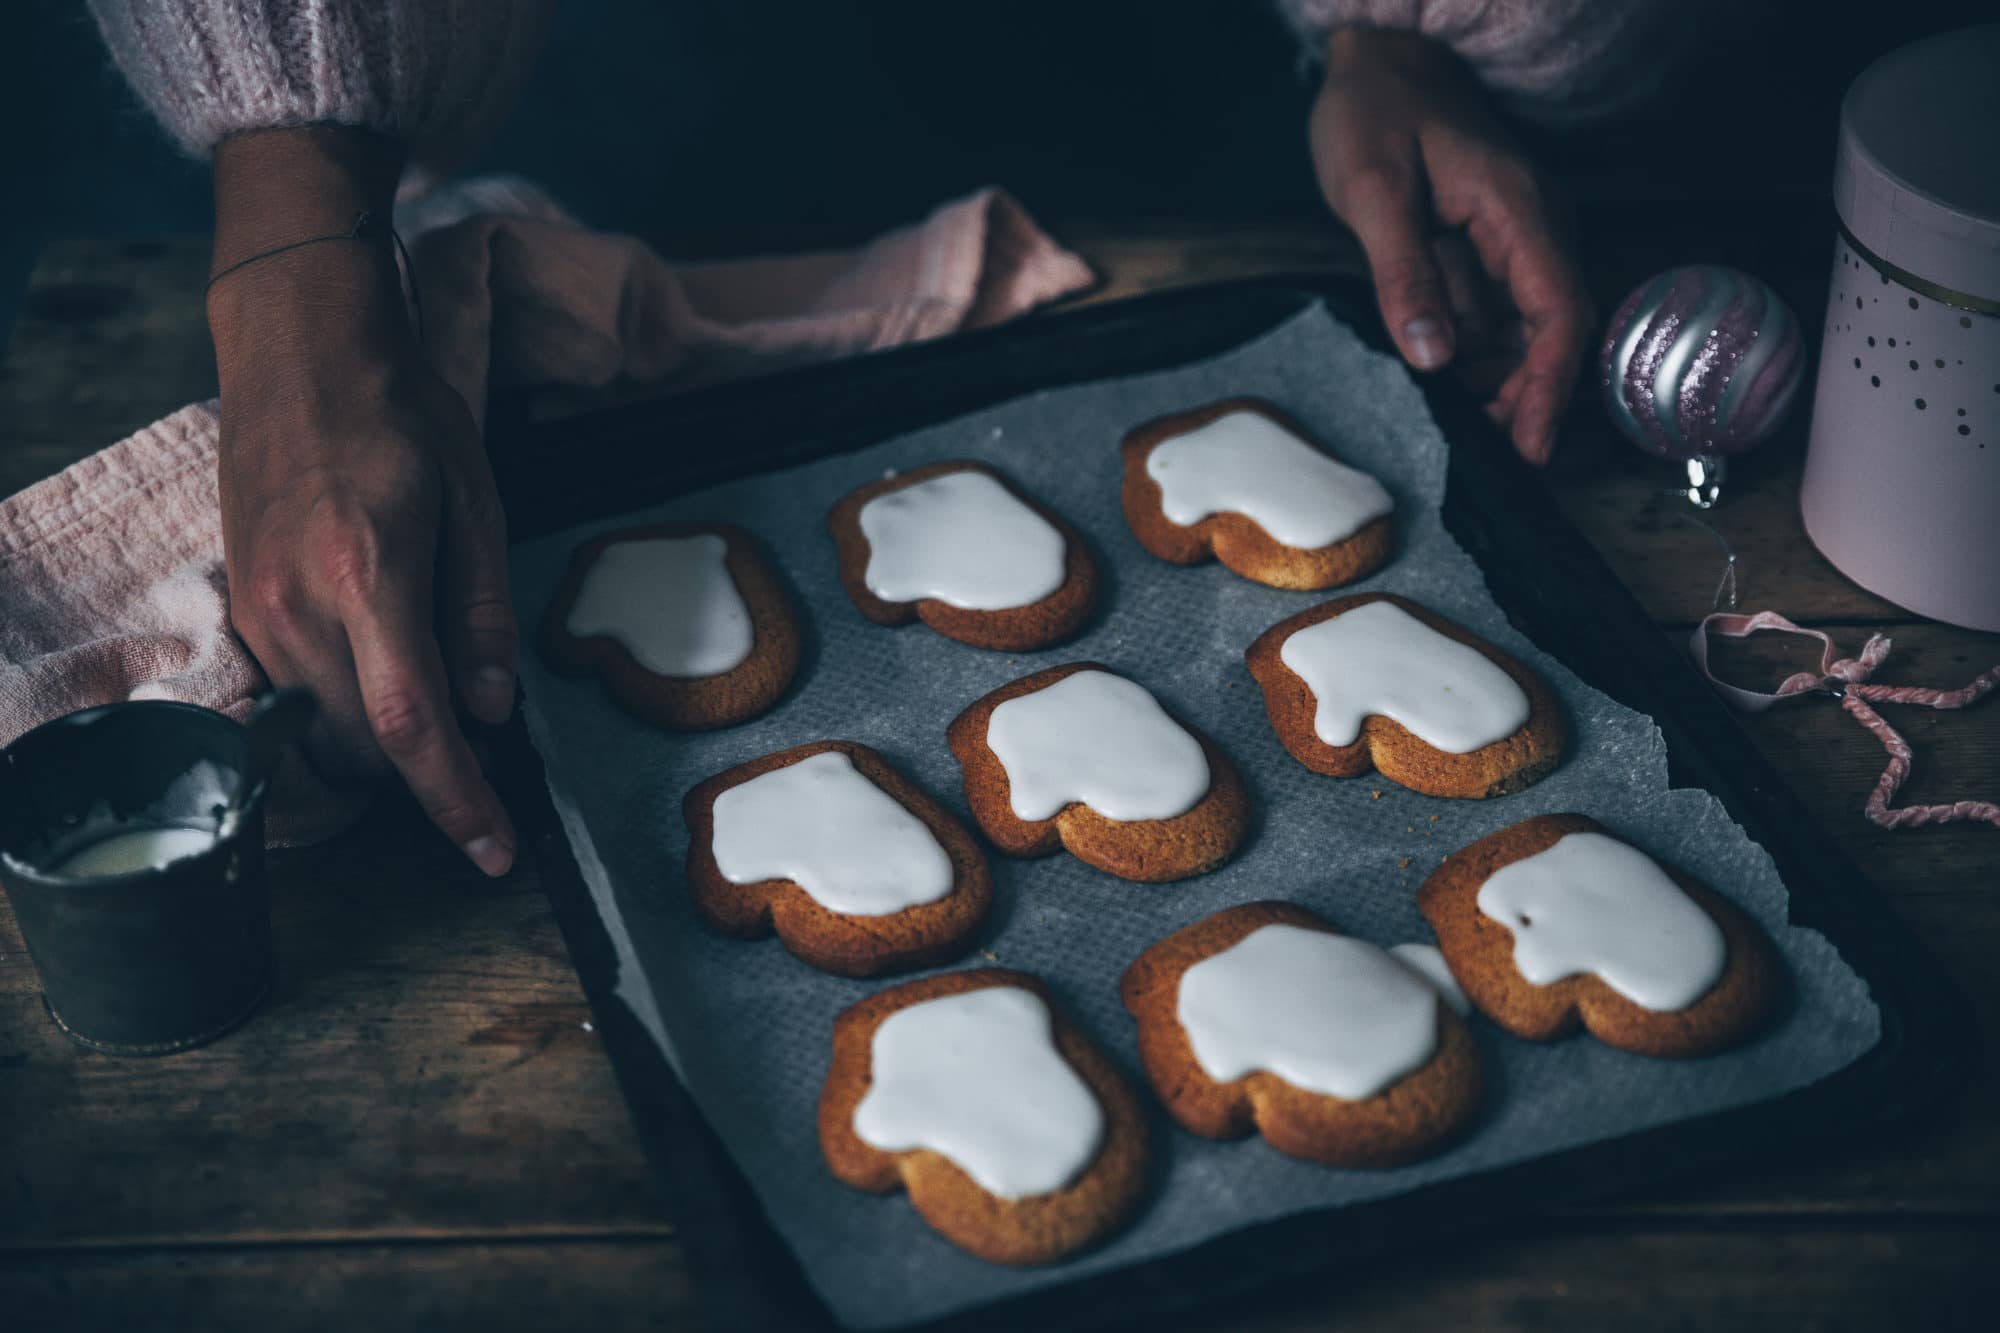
[{"xmin": 1309, "ymin": 24, "xmax": 1595, "ymax": 465}]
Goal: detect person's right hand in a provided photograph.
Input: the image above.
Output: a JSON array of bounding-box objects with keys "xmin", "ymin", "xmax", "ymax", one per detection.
[{"xmin": 208, "ymin": 128, "xmax": 517, "ymax": 876}]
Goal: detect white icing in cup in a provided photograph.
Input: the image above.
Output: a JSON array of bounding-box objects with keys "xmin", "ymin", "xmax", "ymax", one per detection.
[
  {"xmin": 566, "ymin": 534, "xmax": 753, "ymax": 678},
  {"xmin": 985, "ymin": 670, "xmax": 1209, "ymax": 822},
  {"xmin": 51, "ymin": 826, "xmax": 218, "ymax": 878},
  {"xmin": 1177, "ymin": 925, "xmax": 1440, "ymax": 1100},
  {"xmin": 1144, "ymin": 409, "xmax": 1393, "ymax": 548},
  {"xmin": 1279, "ymin": 600, "xmax": 1530, "ymax": 754},
  {"xmin": 858, "ymin": 470, "xmax": 1067, "ymax": 611},
  {"xmin": 710, "ymin": 751, "xmax": 953, "ymax": 917},
  {"xmin": 1476, "ymin": 832, "xmax": 1727, "ymax": 1011},
  {"xmin": 852, "ymin": 986, "xmax": 1104, "ymax": 1198},
  {"xmin": 1388, "ymin": 942, "xmax": 1472, "ymax": 1018}
]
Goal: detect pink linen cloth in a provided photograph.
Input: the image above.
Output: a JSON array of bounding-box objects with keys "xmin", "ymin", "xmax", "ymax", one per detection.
[{"xmin": 0, "ymin": 185, "xmax": 1096, "ymax": 843}]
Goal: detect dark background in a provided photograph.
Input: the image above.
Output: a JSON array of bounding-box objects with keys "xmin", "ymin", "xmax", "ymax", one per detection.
[{"xmin": 5, "ymin": 0, "xmax": 1990, "ymax": 346}]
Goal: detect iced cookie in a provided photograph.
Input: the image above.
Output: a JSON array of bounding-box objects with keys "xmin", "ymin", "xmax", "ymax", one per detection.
[
  {"xmin": 1244, "ymin": 593, "xmax": 1565, "ymax": 798},
  {"xmin": 1418, "ymin": 814, "xmax": 1781, "ymax": 1057},
  {"xmin": 683, "ymin": 741, "xmax": 992, "ymax": 978},
  {"xmin": 945, "ymin": 663, "xmax": 1249, "ymax": 882},
  {"xmin": 1120, "ymin": 902, "xmax": 1483, "ymax": 1167},
  {"xmin": 1121, "ymin": 397, "xmax": 1395, "ymax": 589},
  {"xmin": 819, "ymin": 968, "xmax": 1150, "ymax": 1265},
  {"xmin": 827, "ymin": 461, "xmax": 1098, "ymax": 651},
  {"xmin": 539, "ymin": 522, "xmax": 801, "ymax": 730}
]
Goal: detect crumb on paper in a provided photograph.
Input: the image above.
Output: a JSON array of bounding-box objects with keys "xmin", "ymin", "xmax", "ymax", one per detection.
[
  {"xmin": 1397, "ymin": 857, "xmax": 1412, "ymax": 869},
  {"xmin": 981, "ymin": 949, "xmax": 998, "ymax": 962},
  {"xmin": 1371, "ymin": 790, "xmax": 1383, "ymax": 800},
  {"xmin": 1429, "ymin": 815, "xmax": 1440, "ymax": 821},
  {"xmin": 582, "ymin": 1020, "xmax": 595, "ymax": 1033}
]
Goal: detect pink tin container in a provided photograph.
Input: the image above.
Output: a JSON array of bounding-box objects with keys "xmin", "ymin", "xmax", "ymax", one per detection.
[{"xmin": 1800, "ymin": 23, "xmax": 2000, "ymax": 631}]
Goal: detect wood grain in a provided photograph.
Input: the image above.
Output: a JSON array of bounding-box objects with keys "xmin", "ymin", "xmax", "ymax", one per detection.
[
  {"xmin": 2, "ymin": 218, "xmax": 1994, "ymax": 1329},
  {"xmin": 1, "ymin": 1228, "xmax": 1994, "ymax": 1333}
]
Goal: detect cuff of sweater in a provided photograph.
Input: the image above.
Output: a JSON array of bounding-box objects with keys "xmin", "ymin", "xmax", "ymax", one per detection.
[
  {"xmin": 87, "ymin": 0, "xmax": 547, "ymax": 160},
  {"xmin": 1275, "ymin": 0, "xmax": 1684, "ymax": 126}
]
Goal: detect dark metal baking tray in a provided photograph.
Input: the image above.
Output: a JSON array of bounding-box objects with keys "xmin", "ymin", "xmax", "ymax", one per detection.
[{"xmin": 487, "ymin": 275, "xmax": 1975, "ymax": 1333}]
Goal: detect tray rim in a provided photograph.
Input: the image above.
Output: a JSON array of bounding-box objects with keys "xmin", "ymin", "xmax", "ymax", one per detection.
[{"xmin": 491, "ymin": 273, "xmax": 1977, "ymax": 1333}]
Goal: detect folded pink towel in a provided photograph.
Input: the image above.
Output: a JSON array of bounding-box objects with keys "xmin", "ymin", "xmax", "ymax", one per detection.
[{"xmin": 0, "ymin": 185, "xmax": 1095, "ymax": 843}]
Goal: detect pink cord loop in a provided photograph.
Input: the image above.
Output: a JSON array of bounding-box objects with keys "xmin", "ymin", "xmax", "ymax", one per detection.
[{"xmin": 1691, "ymin": 610, "xmax": 2000, "ymax": 831}]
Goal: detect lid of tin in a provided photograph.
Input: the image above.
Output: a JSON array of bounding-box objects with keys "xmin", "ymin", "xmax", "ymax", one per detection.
[{"xmin": 1835, "ymin": 22, "xmax": 2000, "ymax": 307}]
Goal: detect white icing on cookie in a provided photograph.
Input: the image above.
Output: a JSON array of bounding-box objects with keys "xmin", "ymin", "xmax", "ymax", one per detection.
[
  {"xmin": 1177, "ymin": 925, "xmax": 1440, "ymax": 1101},
  {"xmin": 1388, "ymin": 943, "xmax": 1472, "ymax": 1018},
  {"xmin": 985, "ymin": 670, "xmax": 1209, "ymax": 822},
  {"xmin": 710, "ymin": 751, "xmax": 954, "ymax": 917},
  {"xmin": 853, "ymin": 986, "xmax": 1103, "ymax": 1199},
  {"xmin": 566, "ymin": 534, "xmax": 753, "ymax": 678},
  {"xmin": 1476, "ymin": 832, "xmax": 1727, "ymax": 1012},
  {"xmin": 1144, "ymin": 409, "xmax": 1393, "ymax": 549},
  {"xmin": 1278, "ymin": 599, "xmax": 1530, "ymax": 754},
  {"xmin": 858, "ymin": 470, "xmax": 1067, "ymax": 611}
]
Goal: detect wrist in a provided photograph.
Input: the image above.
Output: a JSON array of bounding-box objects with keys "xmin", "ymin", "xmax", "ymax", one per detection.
[
  {"xmin": 210, "ymin": 126, "xmax": 405, "ymax": 272},
  {"xmin": 207, "ymin": 126, "xmax": 415, "ymax": 393},
  {"xmin": 1325, "ymin": 24, "xmax": 1464, "ymax": 85}
]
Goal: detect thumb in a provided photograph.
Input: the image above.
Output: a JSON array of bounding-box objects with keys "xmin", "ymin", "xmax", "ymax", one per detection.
[{"xmin": 1337, "ymin": 167, "xmax": 1456, "ymax": 372}]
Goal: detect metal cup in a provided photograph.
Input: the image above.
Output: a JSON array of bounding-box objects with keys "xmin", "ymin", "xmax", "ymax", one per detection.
[{"xmin": 0, "ymin": 700, "xmax": 272, "ymax": 1055}]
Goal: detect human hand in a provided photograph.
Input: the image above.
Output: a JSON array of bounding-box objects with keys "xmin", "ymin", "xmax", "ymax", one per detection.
[
  {"xmin": 208, "ymin": 128, "xmax": 518, "ymax": 876},
  {"xmin": 1309, "ymin": 26, "xmax": 1594, "ymax": 465}
]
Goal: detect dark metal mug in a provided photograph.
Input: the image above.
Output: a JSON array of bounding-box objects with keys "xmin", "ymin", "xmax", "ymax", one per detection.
[{"xmin": 0, "ymin": 699, "xmax": 275, "ymax": 1055}]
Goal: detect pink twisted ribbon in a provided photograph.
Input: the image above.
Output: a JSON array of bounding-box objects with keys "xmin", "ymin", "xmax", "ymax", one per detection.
[{"xmin": 1691, "ymin": 610, "xmax": 2000, "ymax": 831}]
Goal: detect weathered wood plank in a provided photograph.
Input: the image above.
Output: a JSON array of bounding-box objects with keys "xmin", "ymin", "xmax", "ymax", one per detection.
[
  {"xmin": 0, "ymin": 237, "xmax": 216, "ymax": 492},
  {"xmin": 3, "ymin": 1226, "xmax": 1996, "ymax": 1333},
  {"xmin": 1680, "ymin": 622, "xmax": 2000, "ymax": 896},
  {"xmin": 0, "ymin": 795, "xmax": 665, "ymax": 1248}
]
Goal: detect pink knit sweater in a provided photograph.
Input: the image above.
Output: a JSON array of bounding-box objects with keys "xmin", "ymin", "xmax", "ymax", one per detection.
[
  {"xmin": 86, "ymin": 0, "xmax": 551, "ymax": 166},
  {"xmin": 89, "ymin": 1, "xmax": 1670, "ymax": 160}
]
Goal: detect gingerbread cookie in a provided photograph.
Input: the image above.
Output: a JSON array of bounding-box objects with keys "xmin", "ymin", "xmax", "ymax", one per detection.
[
  {"xmin": 1120, "ymin": 902, "xmax": 1482, "ymax": 1167},
  {"xmin": 1120, "ymin": 397, "xmax": 1395, "ymax": 589},
  {"xmin": 539, "ymin": 522, "xmax": 801, "ymax": 731},
  {"xmin": 946, "ymin": 663, "xmax": 1249, "ymax": 882},
  {"xmin": 1418, "ymin": 814, "xmax": 1781, "ymax": 1057},
  {"xmin": 826, "ymin": 461, "xmax": 1098, "ymax": 651},
  {"xmin": 1245, "ymin": 592, "xmax": 1566, "ymax": 798},
  {"xmin": 683, "ymin": 741, "xmax": 992, "ymax": 977},
  {"xmin": 819, "ymin": 968, "xmax": 1150, "ymax": 1265}
]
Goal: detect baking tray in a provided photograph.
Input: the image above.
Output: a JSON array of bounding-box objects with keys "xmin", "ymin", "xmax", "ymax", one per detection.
[{"xmin": 486, "ymin": 275, "xmax": 1975, "ymax": 1333}]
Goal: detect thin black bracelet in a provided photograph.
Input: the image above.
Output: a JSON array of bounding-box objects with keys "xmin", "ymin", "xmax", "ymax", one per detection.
[{"xmin": 205, "ymin": 209, "xmax": 424, "ymax": 339}]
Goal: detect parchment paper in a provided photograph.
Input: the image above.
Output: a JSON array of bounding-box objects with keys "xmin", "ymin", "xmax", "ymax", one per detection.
[{"xmin": 510, "ymin": 307, "xmax": 1881, "ymax": 1330}]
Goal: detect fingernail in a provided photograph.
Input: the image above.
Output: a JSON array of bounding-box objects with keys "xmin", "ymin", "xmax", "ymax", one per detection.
[
  {"xmin": 471, "ymin": 666, "xmax": 515, "ymax": 722},
  {"xmin": 1403, "ymin": 318, "xmax": 1450, "ymax": 370},
  {"xmin": 463, "ymin": 835, "xmax": 514, "ymax": 877}
]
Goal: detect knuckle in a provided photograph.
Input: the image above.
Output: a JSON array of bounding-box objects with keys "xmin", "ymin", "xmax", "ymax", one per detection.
[
  {"xmin": 1378, "ymin": 254, "xmax": 1442, "ymax": 305},
  {"xmin": 367, "ymin": 689, "xmax": 438, "ymax": 759},
  {"xmin": 1342, "ymin": 160, "xmax": 1417, "ymax": 212},
  {"xmin": 320, "ymin": 529, "xmax": 384, "ymax": 603},
  {"xmin": 460, "ymin": 594, "xmax": 517, "ymax": 636},
  {"xmin": 417, "ymin": 791, "xmax": 482, "ymax": 838},
  {"xmin": 240, "ymin": 567, "xmax": 305, "ymax": 635},
  {"xmin": 459, "ymin": 486, "xmax": 509, "ymax": 544}
]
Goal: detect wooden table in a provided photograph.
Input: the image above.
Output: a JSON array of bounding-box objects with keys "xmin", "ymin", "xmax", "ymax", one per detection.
[{"xmin": 3, "ymin": 214, "xmax": 1996, "ymax": 1330}]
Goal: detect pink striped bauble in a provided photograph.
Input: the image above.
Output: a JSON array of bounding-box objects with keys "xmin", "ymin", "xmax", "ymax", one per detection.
[{"xmin": 1600, "ymin": 264, "xmax": 1806, "ymax": 461}]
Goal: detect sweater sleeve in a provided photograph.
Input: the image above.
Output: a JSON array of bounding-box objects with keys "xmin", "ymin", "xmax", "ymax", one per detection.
[
  {"xmin": 86, "ymin": 0, "xmax": 551, "ymax": 165},
  {"xmin": 1276, "ymin": 0, "xmax": 1689, "ymax": 125}
]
